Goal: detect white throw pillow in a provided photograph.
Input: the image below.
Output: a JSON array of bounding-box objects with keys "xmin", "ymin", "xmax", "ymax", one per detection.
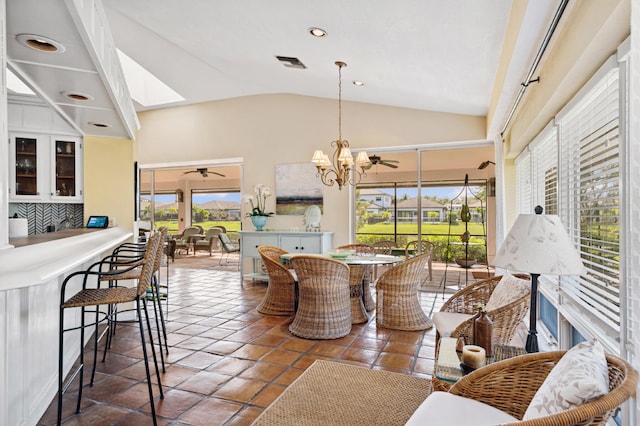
[
  {"xmin": 405, "ymin": 391, "xmax": 518, "ymax": 426},
  {"xmin": 484, "ymin": 272, "xmax": 530, "ymax": 312},
  {"xmin": 432, "ymin": 312, "xmax": 474, "ymax": 337},
  {"xmin": 523, "ymin": 340, "xmax": 609, "ymax": 419}
]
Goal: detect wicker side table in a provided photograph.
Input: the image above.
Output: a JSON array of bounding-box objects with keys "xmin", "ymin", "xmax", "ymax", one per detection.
[{"xmin": 433, "ymin": 337, "xmax": 527, "ymax": 391}]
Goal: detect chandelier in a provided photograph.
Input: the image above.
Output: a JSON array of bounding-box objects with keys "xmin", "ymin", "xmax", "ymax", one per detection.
[{"xmin": 311, "ymin": 61, "xmax": 370, "ymax": 190}]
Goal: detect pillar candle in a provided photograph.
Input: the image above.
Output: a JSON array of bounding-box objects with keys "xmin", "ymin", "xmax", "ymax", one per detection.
[{"xmin": 462, "ymin": 345, "xmax": 486, "ymax": 370}]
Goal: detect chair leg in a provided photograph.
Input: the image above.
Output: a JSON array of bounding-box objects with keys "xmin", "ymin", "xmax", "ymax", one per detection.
[
  {"xmin": 150, "ymin": 276, "xmax": 167, "ymax": 371},
  {"xmin": 153, "ymin": 275, "xmax": 169, "ymax": 355},
  {"xmin": 57, "ymin": 307, "xmax": 65, "ymax": 426},
  {"xmin": 136, "ymin": 298, "xmax": 159, "ymax": 425},
  {"xmin": 142, "ymin": 297, "xmax": 164, "ymax": 398}
]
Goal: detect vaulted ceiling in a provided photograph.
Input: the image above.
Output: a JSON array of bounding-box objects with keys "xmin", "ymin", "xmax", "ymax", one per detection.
[{"xmin": 6, "ymin": 0, "xmax": 562, "ymax": 140}]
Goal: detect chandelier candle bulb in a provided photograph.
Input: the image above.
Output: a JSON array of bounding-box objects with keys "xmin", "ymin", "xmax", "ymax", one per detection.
[{"xmin": 462, "ymin": 345, "xmax": 486, "ymax": 370}]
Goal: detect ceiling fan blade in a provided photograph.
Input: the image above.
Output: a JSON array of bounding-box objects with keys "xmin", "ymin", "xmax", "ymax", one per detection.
[
  {"xmin": 380, "ymin": 162, "xmax": 398, "ymax": 168},
  {"xmin": 363, "ymin": 163, "xmax": 374, "ymax": 171},
  {"xmin": 210, "ymin": 171, "xmax": 226, "ymax": 177},
  {"xmin": 182, "ymin": 170, "xmax": 197, "ymax": 174}
]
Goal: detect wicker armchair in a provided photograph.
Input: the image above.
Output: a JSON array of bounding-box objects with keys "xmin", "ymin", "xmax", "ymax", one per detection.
[
  {"xmin": 289, "ymin": 255, "xmax": 351, "ymax": 339},
  {"xmin": 174, "ymin": 226, "xmax": 201, "ymax": 255},
  {"xmin": 405, "ymin": 240, "xmax": 435, "ymax": 282},
  {"xmin": 257, "ymin": 245, "xmax": 296, "ymax": 315},
  {"xmin": 336, "ymin": 244, "xmax": 376, "ymax": 312},
  {"xmin": 372, "ymin": 240, "xmax": 396, "ymax": 255},
  {"xmin": 449, "ymin": 351, "xmax": 638, "ymax": 425},
  {"xmin": 193, "ymin": 227, "xmax": 224, "ymax": 256},
  {"xmin": 376, "ymin": 253, "xmax": 433, "ymax": 331},
  {"xmin": 434, "ymin": 274, "xmax": 530, "ymax": 350}
]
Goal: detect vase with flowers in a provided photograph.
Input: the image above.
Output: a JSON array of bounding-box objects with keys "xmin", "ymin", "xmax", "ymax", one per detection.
[{"xmin": 243, "ymin": 184, "xmax": 274, "ymax": 231}]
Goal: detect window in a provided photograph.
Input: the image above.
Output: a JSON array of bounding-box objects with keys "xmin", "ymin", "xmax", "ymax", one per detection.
[{"xmin": 515, "ymin": 55, "xmax": 624, "ymax": 351}]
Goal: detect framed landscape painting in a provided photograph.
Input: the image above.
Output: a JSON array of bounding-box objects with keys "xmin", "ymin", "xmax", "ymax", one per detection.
[{"xmin": 275, "ymin": 163, "xmax": 323, "ymax": 215}]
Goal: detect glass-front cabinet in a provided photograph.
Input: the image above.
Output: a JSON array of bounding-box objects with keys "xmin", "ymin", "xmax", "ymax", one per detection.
[{"xmin": 9, "ymin": 133, "xmax": 83, "ymax": 202}]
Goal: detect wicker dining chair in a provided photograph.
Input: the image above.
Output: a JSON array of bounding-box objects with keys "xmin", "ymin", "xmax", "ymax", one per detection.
[
  {"xmin": 289, "ymin": 255, "xmax": 351, "ymax": 339},
  {"xmin": 372, "ymin": 240, "xmax": 396, "ymax": 255},
  {"xmin": 257, "ymin": 245, "xmax": 296, "ymax": 315},
  {"xmin": 376, "ymin": 253, "xmax": 433, "ymax": 331},
  {"xmin": 405, "ymin": 240, "xmax": 435, "ymax": 282},
  {"xmin": 449, "ymin": 351, "xmax": 638, "ymax": 426},
  {"xmin": 434, "ymin": 274, "xmax": 530, "ymax": 351},
  {"xmin": 336, "ymin": 243, "xmax": 376, "ymax": 312},
  {"xmin": 58, "ymin": 233, "xmax": 163, "ymax": 425}
]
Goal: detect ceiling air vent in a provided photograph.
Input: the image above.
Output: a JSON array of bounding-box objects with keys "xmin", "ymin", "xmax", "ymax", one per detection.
[{"xmin": 276, "ymin": 56, "xmax": 306, "ymax": 69}]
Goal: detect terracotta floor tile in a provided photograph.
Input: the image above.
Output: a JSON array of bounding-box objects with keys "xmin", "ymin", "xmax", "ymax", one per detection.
[
  {"xmin": 41, "ymin": 265, "xmax": 498, "ymax": 425},
  {"xmin": 341, "ymin": 347, "xmax": 380, "ymax": 364},
  {"xmin": 375, "ymin": 352, "xmax": 414, "ymax": 370},
  {"xmin": 293, "ymin": 354, "xmax": 333, "ymax": 369},
  {"xmin": 109, "ymin": 382, "xmax": 156, "ymax": 410},
  {"xmin": 176, "ymin": 351, "xmax": 223, "ymax": 369},
  {"xmin": 158, "ymin": 365, "xmax": 199, "ymax": 387},
  {"xmin": 225, "ymin": 406, "xmax": 264, "ymax": 426},
  {"xmin": 278, "ymin": 338, "xmax": 316, "ymax": 352},
  {"xmin": 310, "ymin": 343, "xmax": 347, "ymax": 358},
  {"xmin": 389, "ymin": 330, "xmax": 425, "ymax": 344},
  {"xmin": 213, "ymin": 377, "xmax": 267, "ymax": 403},
  {"xmin": 273, "ymin": 367, "xmax": 305, "ymax": 385},
  {"xmin": 352, "ymin": 336, "xmax": 388, "ymax": 350},
  {"xmin": 260, "ymin": 348, "xmax": 303, "ymax": 366},
  {"xmin": 176, "ymin": 370, "xmax": 231, "ymax": 395},
  {"xmin": 413, "ymin": 357, "xmax": 434, "ymax": 375},
  {"xmin": 383, "ymin": 341, "xmax": 418, "ymax": 356},
  {"xmin": 251, "ymin": 383, "xmax": 287, "ymax": 407},
  {"xmin": 207, "ymin": 357, "xmax": 254, "ymax": 376},
  {"xmin": 230, "ymin": 344, "xmax": 272, "ymax": 361},
  {"xmin": 251, "ymin": 333, "xmax": 287, "ymax": 347},
  {"xmin": 141, "ymin": 388, "xmax": 203, "ymax": 419},
  {"xmin": 178, "ymin": 397, "xmax": 243, "ymax": 425},
  {"xmin": 205, "ymin": 340, "xmax": 245, "ymax": 355},
  {"xmin": 239, "ymin": 362, "xmax": 287, "ymax": 381},
  {"xmin": 62, "ymin": 404, "xmax": 130, "ymax": 425}
]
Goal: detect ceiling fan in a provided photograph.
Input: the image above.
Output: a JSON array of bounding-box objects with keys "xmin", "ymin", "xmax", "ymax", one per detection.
[
  {"xmin": 182, "ymin": 168, "xmax": 225, "ymax": 178},
  {"xmin": 363, "ymin": 155, "xmax": 399, "ymax": 170}
]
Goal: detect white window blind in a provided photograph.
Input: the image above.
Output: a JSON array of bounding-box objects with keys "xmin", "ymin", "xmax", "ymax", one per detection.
[
  {"xmin": 557, "ymin": 65, "xmax": 620, "ymax": 340},
  {"xmin": 515, "ymin": 150, "xmax": 531, "ymax": 214},
  {"xmin": 514, "ymin": 58, "xmax": 622, "ymax": 348}
]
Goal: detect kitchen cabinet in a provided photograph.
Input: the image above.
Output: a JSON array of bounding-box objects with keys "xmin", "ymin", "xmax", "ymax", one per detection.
[
  {"xmin": 239, "ymin": 231, "xmax": 333, "ymax": 281},
  {"xmin": 9, "ymin": 132, "xmax": 83, "ymax": 202}
]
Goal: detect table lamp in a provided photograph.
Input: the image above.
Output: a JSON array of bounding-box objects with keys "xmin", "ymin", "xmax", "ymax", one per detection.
[{"xmin": 493, "ymin": 206, "xmax": 587, "ymax": 352}]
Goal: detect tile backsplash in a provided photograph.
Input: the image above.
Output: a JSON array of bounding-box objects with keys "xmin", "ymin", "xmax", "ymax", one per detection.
[{"xmin": 9, "ymin": 203, "xmax": 84, "ymax": 235}]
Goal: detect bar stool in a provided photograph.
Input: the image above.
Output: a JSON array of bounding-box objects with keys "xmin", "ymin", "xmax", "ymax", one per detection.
[
  {"xmin": 101, "ymin": 228, "xmax": 170, "ymax": 370},
  {"xmin": 57, "ymin": 233, "xmax": 163, "ymax": 425}
]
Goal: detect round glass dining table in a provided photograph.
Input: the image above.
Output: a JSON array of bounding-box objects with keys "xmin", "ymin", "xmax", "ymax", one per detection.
[{"xmin": 279, "ymin": 253, "xmax": 404, "ymax": 323}]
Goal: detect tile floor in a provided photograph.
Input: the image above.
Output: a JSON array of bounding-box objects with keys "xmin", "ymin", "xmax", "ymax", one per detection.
[{"xmin": 39, "ymin": 262, "xmax": 524, "ymax": 425}]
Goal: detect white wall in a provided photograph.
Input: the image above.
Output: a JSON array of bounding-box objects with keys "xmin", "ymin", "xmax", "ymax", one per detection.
[{"xmin": 136, "ymin": 93, "xmax": 486, "ymax": 247}]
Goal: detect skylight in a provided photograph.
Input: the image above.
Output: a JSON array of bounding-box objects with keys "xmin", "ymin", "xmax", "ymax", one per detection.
[
  {"xmin": 7, "ymin": 68, "xmax": 35, "ymax": 95},
  {"xmin": 117, "ymin": 49, "xmax": 184, "ymax": 107}
]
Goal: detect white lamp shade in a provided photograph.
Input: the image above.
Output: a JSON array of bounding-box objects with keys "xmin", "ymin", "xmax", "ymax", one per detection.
[
  {"xmin": 356, "ymin": 151, "xmax": 370, "ymax": 166},
  {"xmin": 311, "ymin": 150, "xmax": 325, "ymax": 164},
  {"xmin": 493, "ymin": 213, "xmax": 587, "ymax": 276}
]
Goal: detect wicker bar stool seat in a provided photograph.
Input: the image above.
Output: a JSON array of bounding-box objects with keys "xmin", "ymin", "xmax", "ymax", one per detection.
[
  {"xmin": 257, "ymin": 245, "xmax": 296, "ymax": 315},
  {"xmin": 289, "ymin": 255, "xmax": 351, "ymax": 339},
  {"xmin": 376, "ymin": 253, "xmax": 433, "ymax": 331},
  {"xmin": 57, "ymin": 234, "xmax": 163, "ymax": 425}
]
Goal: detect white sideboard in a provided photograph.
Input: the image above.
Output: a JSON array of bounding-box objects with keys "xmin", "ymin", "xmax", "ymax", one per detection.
[{"xmin": 239, "ymin": 231, "xmax": 333, "ymax": 281}]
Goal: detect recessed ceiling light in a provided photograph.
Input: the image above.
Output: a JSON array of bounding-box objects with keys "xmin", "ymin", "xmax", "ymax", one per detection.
[
  {"xmin": 308, "ymin": 27, "xmax": 327, "ymax": 38},
  {"xmin": 62, "ymin": 91, "xmax": 93, "ymax": 101},
  {"xmin": 16, "ymin": 34, "xmax": 65, "ymax": 53},
  {"xmin": 89, "ymin": 122, "xmax": 109, "ymax": 128},
  {"xmin": 353, "ymin": 81, "xmax": 364, "ymax": 86}
]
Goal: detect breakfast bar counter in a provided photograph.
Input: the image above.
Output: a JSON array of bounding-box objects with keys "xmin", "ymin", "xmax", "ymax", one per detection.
[{"xmin": 0, "ymin": 226, "xmax": 132, "ymax": 426}]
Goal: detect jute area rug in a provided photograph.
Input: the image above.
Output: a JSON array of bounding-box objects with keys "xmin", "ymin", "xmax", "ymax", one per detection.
[{"xmin": 252, "ymin": 360, "xmax": 432, "ymax": 426}]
